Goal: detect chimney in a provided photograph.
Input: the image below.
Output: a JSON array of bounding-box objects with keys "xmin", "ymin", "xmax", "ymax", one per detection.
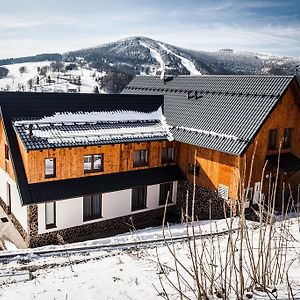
[{"xmin": 28, "ymin": 124, "xmax": 33, "ymax": 137}]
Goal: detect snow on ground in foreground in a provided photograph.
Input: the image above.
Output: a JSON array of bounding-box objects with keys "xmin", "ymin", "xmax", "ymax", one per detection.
[
  {"xmin": 158, "ymin": 43, "xmax": 202, "ymax": 75},
  {"xmin": 0, "ymin": 218, "xmax": 300, "ymax": 299}
]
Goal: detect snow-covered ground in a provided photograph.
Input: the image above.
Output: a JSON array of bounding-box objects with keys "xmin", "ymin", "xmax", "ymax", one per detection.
[
  {"xmin": 0, "ymin": 217, "xmax": 300, "ymax": 299},
  {"xmin": 0, "ymin": 61, "xmax": 106, "ymax": 93},
  {"xmin": 158, "ymin": 43, "xmax": 201, "ymax": 75}
]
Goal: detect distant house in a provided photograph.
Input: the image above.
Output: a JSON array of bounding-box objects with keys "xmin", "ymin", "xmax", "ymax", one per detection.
[
  {"xmin": 0, "ymin": 93, "xmax": 183, "ymax": 247},
  {"xmin": 124, "ymin": 75, "xmax": 300, "ymax": 211}
]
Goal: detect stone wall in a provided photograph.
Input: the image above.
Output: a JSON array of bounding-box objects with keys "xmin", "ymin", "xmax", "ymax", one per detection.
[
  {"xmin": 176, "ymin": 181, "xmax": 230, "ymax": 221},
  {"xmin": 27, "ymin": 205, "xmax": 176, "ymax": 248}
]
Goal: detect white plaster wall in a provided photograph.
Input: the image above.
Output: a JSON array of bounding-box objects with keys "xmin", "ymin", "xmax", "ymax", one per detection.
[
  {"xmin": 38, "ymin": 181, "xmax": 178, "ymax": 234},
  {"xmin": 0, "ymin": 168, "xmax": 28, "ymax": 231}
]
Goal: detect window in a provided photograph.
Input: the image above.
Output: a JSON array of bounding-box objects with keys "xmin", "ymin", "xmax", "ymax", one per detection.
[
  {"xmin": 83, "ymin": 194, "xmax": 102, "ymax": 221},
  {"xmin": 45, "ymin": 158, "xmax": 56, "ymax": 178},
  {"xmin": 7, "ymin": 182, "xmax": 11, "ymax": 215},
  {"xmin": 218, "ymin": 184, "xmax": 229, "ymax": 200},
  {"xmin": 283, "ymin": 128, "xmax": 292, "ymax": 149},
  {"xmin": 159, "ymin": 182, "xmax": 173, "ymax": 205},
  {"xmin": 84, "ymin": 154, "xmax": 103, "ymax": 172},
  {"xmin": 5, "ymin": 144, "xmax": 9, "ymax": 160},
  {"xmin": 133, "ymin": 150, "xmax": 148, "ymax": 167},
  {"xmin": 162, "ymin": 147, "xmax": 175, "ymax": 163},
  {"xmin": 131, "ymin": 186, "xmax": 147, "ymax": 211},
  {"xmin": 188, "ymin": 163, "xmax": 200, "ymax": 176},
  {"xmin": 45, "ymin": 202, "xmax": 56, "ymax": 229},
  {"xmin": 268, "ymin": 129, "xmax": 277, "ymax": 150}
]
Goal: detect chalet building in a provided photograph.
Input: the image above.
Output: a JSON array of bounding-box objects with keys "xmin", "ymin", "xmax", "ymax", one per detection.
[
  {"xmin": 124, "ymin": 75, "xmax": 300, "ymax": 212},
  {"xmin": 0, "ymin": 75, "xmax": 299, "ymax": 248},
  {"xmin": 0, "ymin": 93, "xmax": 183, "ymax": 247}
]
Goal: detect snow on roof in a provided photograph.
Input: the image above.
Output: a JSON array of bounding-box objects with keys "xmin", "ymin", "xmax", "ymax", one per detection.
[{"xmin": 13, "ymin": 107, "xmax": 174, "ymax": 149}]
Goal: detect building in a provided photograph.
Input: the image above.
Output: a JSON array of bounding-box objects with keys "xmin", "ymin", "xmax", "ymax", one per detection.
[
  {"xmin": 124, "ymin": 75, "xmax": 300, "ymax": 212},
  {"xmin": 1, "ymin": 75, "xmax": 299, "ymax": 248},
  {"xmin": 0, "ymin": 92, "xmax": 183, "ymax": 247}
]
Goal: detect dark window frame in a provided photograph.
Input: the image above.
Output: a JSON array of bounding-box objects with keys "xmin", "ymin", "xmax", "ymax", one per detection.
[
  {"xmin": 83, "ymin": 193, "xmax": 102, "ymax": 221},
  {"xmin": 159, "ymin": 182, "xmax": 173, "ymax": 206},
  {"xmin": 84, "ymin": 154, "xmax": 104, "ymax": 173},
  {"xmin": 131, "ymin": 186, "xmax": 147, "ymax": 211},
  {"xmin": 268, "ymin": 129, "xmax": 277, "ymax": 150},
  {"xmin": 45, "ymin": 157, "xmax": 56, "ymax": 178},
  {"xmin": 133, "ymin": 150, "xmax": 149, "ymax": 167},
  {"xmin": 283, "ymin": 128, "xmax": 292, "ymax": 149},
  {"xmin": 162, "ymin": 147, "xmax": 175, "ymax": 164},
  {"xmin": 188, "ymin": 163, "xmax": 200, "ymax": 176},
  {"xmin": 45, "ymin": 201, "xmax": 56, "ymax": 229}
]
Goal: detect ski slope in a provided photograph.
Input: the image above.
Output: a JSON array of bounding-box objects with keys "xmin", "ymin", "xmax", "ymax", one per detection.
[{"xmin": 158, "ymin": 42, "xmax": 201, "ymax": 75}]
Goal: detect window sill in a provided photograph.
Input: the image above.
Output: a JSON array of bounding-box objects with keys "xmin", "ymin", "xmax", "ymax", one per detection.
[
  {"xmin": 83, "ymin": 216, "xmax": 103, "ymax": 222},
  {"xmin": 46, "ymin": 224, "xmax": 57, "ymax": 230},
  {"xmin": 45, "ymin": 175, "xmax": 56, "ymax": 179},
  {"xmin": 131, "ymin": 206, "xmax": 147, "ymax": 212},
  {"xmin": 84, "ymin": 169, "xmax": 104, "ymax": 174},
  {"xmin": 133, "ymin": 164, "xmax": 149, "ymax": 168}
]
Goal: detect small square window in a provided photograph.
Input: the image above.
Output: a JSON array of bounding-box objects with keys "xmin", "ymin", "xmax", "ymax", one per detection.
[
  {"xmin": 45, "ymin": 158, "xmax": 56, "ymax": 178},
  {"xmin": 218, "ymin": 184, "xmax": 229, "ymax": 200},
  {"xmin": 83, "ymin": 194, "xmax": 102, "ymax": 221},
  {"xmin": 162, "ymin": 147, "xmax": 175, "ymax": 163},
  {"xmin": 133, "ymin": 150, "xmax": 148, "ymax": 167},
  {"xmin": 188, "ymin": 163, "xmax": 200, "ymax": 176},
  {"xmin": 268, "ymin": 129, "xmax": 277, "ymax": 150},
  {"xmin": 159, "ymin": 182, "xmax": 173, "ymax": 205},
  {"xmin": 283, "ymin": 128, "xmax": 292, "ymax": 149},
  {"xmin": 131, "ymin": 186, "xmax": 147, "ymax": 211},
  {"xmin": 84, "ymin": 154, "xmax": 103, "ymax": 173}
]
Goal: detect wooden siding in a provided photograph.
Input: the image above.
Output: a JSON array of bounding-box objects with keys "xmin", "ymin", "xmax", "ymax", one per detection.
[
  {"xmin": 17, "ymin": 138, "xmax": 175, "ymax": 184},
  {"xmin": 175, "ymin": 142, "xmax": 240, "ymax": 199},
  {"xmin": 242, "ymin": 79, "xmax": 300, "ymax": 193},
  {"xmin": 0, "ymin": 118, "xmax": 15, "ymax": 180}
]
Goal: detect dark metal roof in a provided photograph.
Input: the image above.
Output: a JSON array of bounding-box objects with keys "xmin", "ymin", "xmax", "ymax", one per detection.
[
  {"xmin": 123, "ymin": 75, "xmax": 295, "ymax": 155},
  {"xmin": 14, "ymin": 120, "xmax": 169, "ymax": 150},
  {"xmin": 266, "ymin": 153, "xmax": 300, "ymax": 173},
  {"xmin": 0, "ymin": 92, "xmax": 165, "ymax": 205},
  {"xmin": 27, "ymin": 165, "xmax": 185, "ymax": 204}
]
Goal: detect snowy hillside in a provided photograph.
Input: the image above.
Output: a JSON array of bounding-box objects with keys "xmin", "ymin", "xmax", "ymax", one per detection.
[
  {"xmin": 0, "ymin": 61, "xmax": 106, "ymax": 93},
  {"xmin": 0, "ymin": 217, "xmax": 300, "ymax": 299},
  {"xmin": 65, "ymin": 36, "xmax": 300, "ymax": 76}
]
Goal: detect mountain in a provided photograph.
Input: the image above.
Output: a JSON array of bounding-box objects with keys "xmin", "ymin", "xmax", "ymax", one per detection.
[
  {"xmin": 0, "ymin": 36, "xmax": 299, "ymax": 93},
  {"xmin": 64, "ymin": 36, "xmax": 300, "ymax": 76}
]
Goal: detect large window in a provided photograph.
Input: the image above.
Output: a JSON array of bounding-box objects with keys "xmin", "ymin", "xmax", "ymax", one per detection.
[
  {"xmin": 45, "ymin": 158, "xmax": 56, "ymax": 178},
  {"xmin": 159, "ymin": 182, "xmax": 173, "ymax": 205},
  {"xmin": 133, "ymin": 150, "xmax": 148, "ymax": 167},
  {"xmin": 45, "ymin": 202, "xmax": 56, "ymax": 229},
  {"xmin": 83, "ymin": 194, "xmax": 102, "ymax": 221},
  {"xmin": 283, "ymin": 128, "xmax": 292, "ymax": 149},
  {"xmin": 131, "ymin": 186, "xmax": 147, "ymax": 211},
  {"xmin": 268, "ymin": 129, "xmax": 277, "ymax": 150},
  {"xmin": 162, "ymin": 147, "xmax": 175, "ymax": 163},
  {"xmin": 84, "ymin": 154, "xmax": 103, "ymax": 173}
]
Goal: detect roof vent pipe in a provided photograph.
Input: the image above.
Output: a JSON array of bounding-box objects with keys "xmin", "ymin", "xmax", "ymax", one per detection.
[{"xmin": 28, "ymin": 124, "xmax": 33, "ymax": 137}]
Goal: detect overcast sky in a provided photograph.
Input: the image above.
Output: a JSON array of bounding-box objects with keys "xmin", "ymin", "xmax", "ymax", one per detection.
[{"xmin": 1, "ymin": 0, "xmax": 299, "ymax": 59}]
